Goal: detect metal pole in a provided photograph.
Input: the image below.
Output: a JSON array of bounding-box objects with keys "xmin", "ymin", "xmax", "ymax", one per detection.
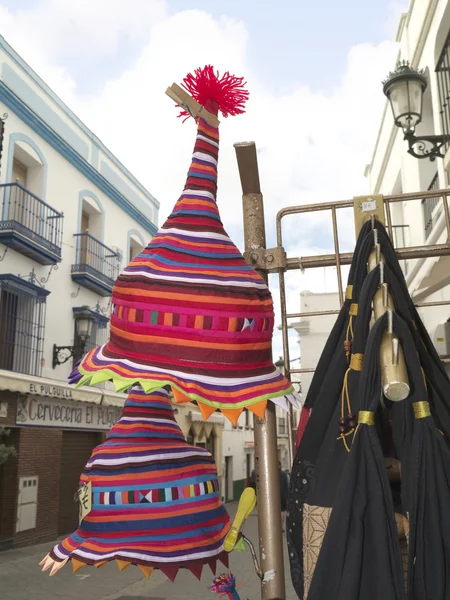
[{"xmin": 234, "ymin": 141, "xmax": 286, "ymax": 600}]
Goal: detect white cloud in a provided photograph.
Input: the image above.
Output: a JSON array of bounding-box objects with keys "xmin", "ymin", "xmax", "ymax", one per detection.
[{"xmin": 0, "ymin": 2, "xmax": 400, "ymax": 377}]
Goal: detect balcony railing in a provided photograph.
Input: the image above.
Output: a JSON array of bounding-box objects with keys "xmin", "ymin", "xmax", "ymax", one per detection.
[
  {"xmin": 422, "ymin": 173, "xmax": 442, "ymax": 240},
  {"xmin": 71, "ymin": 233, "xmax": 120, "ymax": 296},
  {"xmin": 0, "ymin": 183, "xmax": 63, "ymax": 264}
]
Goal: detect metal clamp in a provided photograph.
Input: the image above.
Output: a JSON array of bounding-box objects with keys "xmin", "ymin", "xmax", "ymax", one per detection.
[{"xmin": 243, "ymin": 247, "xmax": 287, "ymax": 272}]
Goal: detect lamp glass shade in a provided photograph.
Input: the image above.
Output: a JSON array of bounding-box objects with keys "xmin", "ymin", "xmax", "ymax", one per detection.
[
  {"xmin": 76, "ymin": 308, "xmax": 94, "ymax": 341},
  {"xmin": 383, "ymin": 64, "xmax": 427, "ymax": 133}
]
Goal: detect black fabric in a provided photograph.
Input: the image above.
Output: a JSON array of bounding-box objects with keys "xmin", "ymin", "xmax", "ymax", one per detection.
[
  {"xmin": 287, "ymin": 223, "xmax": 379, "ymax": 596},
  {"xmin": 388, "ymin": 317, "xmax": 450, "ymax": 599},
  {"xmin": 287, "ymin": 219, "xmax": 450, "ymax": 599},
  {"xmin": 307, "ymin": 313, "xmax": 405, "ymax": 600},
  {"xmin": 307, "ymin": 266, "xmax": 380, "ymax": 507}
]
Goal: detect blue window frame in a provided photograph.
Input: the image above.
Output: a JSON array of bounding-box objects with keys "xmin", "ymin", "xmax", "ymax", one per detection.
[{"xmin": 0, "ymin": 274, "xmax": 50, "ymax": 376}]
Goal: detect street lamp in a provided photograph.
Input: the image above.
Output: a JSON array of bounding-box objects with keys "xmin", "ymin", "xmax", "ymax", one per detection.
[
  {"xmin": 52, "ymin": 306, "xmax": 95, "ymax": 368},
  {"xmin": 383, "ymin": 60, "xmax": 450, "ymax": 161},
  {"xmin": 275, "ymin": 356, "xmax": 285, "ymax": 375}
]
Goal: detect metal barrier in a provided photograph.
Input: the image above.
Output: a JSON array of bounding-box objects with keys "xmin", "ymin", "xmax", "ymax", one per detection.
[{"xmin": 235, "ymin": 140, "xmax": 450, "ymax": 600}]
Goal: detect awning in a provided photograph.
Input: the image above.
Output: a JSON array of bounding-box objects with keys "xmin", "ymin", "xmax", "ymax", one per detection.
[
  {"xmin": 412, "ymin": 255, "xmax": 450, "ymax": 303},
  {"xmin": 0, "ymin": 370, "xmax": 127, "ymax": 407},
  {"xmin": 188, "ymin": 410, "xmax": 224, "ymax": 425}
]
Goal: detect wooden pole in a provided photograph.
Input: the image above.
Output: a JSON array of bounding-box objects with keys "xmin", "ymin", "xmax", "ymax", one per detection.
[{"xmin": 234, "ymin": 141, "xmax": 286, "ymax": 600}]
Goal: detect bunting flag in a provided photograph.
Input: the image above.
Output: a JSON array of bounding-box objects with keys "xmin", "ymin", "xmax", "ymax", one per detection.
[
  {"xmin": 40, "ymin": 387, "xmax": 231, "ymax": 580},
  {"xmin": 70, "ymin": 66, "xmax": 302, "ymax": 426}
]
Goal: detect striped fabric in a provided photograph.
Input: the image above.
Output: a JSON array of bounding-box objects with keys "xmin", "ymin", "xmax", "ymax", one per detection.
[
  {"xmin": 49, "ymin": 387, "xmax": 231, "ymax": 579},
  {"xmin": 72, "ymin": 114, "xmax": 302, "ymax": 425}
]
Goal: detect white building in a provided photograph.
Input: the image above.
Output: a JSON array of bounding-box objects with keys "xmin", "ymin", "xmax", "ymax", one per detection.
[
  {"xmin": 222, "ymin": 411, "xmax": 255, "ymax": 502},
  {"xmin": 0, "ymin": 36, "xmax": 163, "ymax": 549},
  {"xmin": 365, "ymin": 0, "xmax": 450, "ymax": 369},
  {"xmin": 292, "ymin": 291, "xmax": 340, "ymax": 399}
]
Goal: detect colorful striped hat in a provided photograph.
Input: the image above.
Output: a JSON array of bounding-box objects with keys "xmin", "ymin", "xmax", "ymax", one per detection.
[
  {"xmin": 40, "ymin": 387, "xmax": 231, "ymax": 580},
  {"xmin": 71, "ymin": 66, "xmax": 301, "ymax": 425}
]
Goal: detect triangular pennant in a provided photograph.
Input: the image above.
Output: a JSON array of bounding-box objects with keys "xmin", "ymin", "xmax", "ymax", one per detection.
[
  {"xmin": 116, "ymin": 559, "xmax": 131, "ymax": 572},
  {"xmin": 172, "ymin": 387, "xmax": 193, "ymax": 405},
  {"xmin": 72, "ymin": 559, "xmax": 86, "ymax": 573},
  {"xmin": 219, "ymin": 553, "xmax": 229, "ymax": 569},
  {"xmin": 198, "ymin": 401, "xmax": 217, "ymax": 420},
  {"xmin": 141, "ymin": 379, "xmax": 158, "ymax": 394},
  {"xmin": 160, "ymin": 565, "xmax": 179, "ymax": 582},
  {"xmin": 221, "ymin": 408, "xmax": 243, "ymax": 427},
  {"xmin": 207, "ymin": 558, "xmax": 217, "ymax": 575},
  {"xmin": 40, "ymin": 554, "xmax": 53, "ymax": 572},
  {"xmin": 113, "ymin": 378, "xmax": 132, "ymax": 393},
  {"xmin": 49, "ymin": 558, "xmax": 68, "ymax": 576},
  {"xmin": 94, "ymin": 561, "xmax": 108, "ymax": 569},
  {"xmin": 89, "ymin": 371, "xmax": 111, "ymax": 385},
  {"xmin": 75, "ymin": 375, "xmax": 92, "ymax": 389},
  {"xmin": 271, "ymin": 395, "xmax": 288, "ymax": 411},
  {"xmin": 138, "ymin": 564, "xmax": 154, "ymax": 579},
  {"xmin": 187, "ymin": 562, "xmax": 203, "ymax": 580},
  {"xmin": 248, "ymin": 400, "xmax": 268, "ymax": 420},
  {"xmin": 235, "ymin": 537, "xmax": 247, "ymax": 552}
]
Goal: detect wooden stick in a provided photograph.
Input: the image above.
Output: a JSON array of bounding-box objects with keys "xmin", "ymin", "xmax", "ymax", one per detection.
[{"xmin": 165, "ymin": 83, "xmax": 220, "ymax": 128}]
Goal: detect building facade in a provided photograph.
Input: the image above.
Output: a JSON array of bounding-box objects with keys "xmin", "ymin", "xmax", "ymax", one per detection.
[
  {"xmin": 292, "ymin": 291, "xmax": 341, "ymax": 399},
  {"xmin": 0, "ymin": 36, "xmax": 169, "ymax": 550},
  {"xmin": 365, "ymin": 0, "xmax": 450, "ymax": 370}
]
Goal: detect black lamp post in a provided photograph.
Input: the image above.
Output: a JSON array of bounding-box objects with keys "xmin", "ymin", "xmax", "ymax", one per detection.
[
  {"xmin": 52, "ymin": 306, "xmax": 95, "ymax": 368},
  {"xmin": 275, "ymin": 356, "xmax": 285, "ymax": 375},
  {"xmin": 383, "ymin": 60, "xmax": 450, "ymax": 161}
]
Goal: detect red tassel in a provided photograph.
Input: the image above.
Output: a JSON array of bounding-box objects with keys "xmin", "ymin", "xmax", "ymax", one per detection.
[
  {"xmin": 179, "ymin": 65, "xmax": 249, "ymax": 120},
  {"xmin": 296, "ymin": 407, "xmax": 312, "ymax": 449}
]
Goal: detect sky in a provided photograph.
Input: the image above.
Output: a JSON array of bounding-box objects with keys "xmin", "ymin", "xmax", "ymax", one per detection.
[{"xmin": 0, "ymin": 0, "xmax": 410, "ymax": 371}]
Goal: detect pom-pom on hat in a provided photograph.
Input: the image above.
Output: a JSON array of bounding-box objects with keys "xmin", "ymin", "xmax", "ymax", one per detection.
[
  {"xmin": 71, "ymin": 66, "xmax": 302, "ymax": 426},
  {"xmin": 40, "ymin": 387, "xmax": 231, "ymax": 579}
]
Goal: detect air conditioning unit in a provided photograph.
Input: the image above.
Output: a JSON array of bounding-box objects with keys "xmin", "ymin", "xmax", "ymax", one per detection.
[{"xmin": 432, "ymin": 321, "xmax": 450, "ymax": 357}]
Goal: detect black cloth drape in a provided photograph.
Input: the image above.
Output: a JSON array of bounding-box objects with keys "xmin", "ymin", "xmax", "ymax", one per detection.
[{"xmin": 307, "ymin": 313, "xmax": 405, "ymax": 600}]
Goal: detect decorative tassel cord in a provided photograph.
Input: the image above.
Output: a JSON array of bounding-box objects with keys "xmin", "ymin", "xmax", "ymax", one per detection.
[{"xmin": 338, "ymin": 352, "xmax": 364, "ymax": 452}]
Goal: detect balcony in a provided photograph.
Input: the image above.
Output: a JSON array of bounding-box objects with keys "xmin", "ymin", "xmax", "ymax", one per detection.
[
  {"xmin": 0, "ymin": 183, "xmax": 63, "ymax": 265},
  {"xmin": 71, "ymin": 233, "xmax": 120, "ymax": 297}
]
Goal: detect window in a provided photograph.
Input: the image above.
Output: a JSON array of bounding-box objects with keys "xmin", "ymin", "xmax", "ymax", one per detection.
[
  {"xmin": 128, "ymin": 233, "xmax": 145, "ymax": 263},
  {"xmin": 0, "ymin": 275, "xmax": 49, "ymax": 376},
  {"xmin": 278, "ymin": 415, "xmax": 287, "ymax": 435},
  {"xmin": 9, "ymin": 141, "xmax": 45, "ymax": 198}
]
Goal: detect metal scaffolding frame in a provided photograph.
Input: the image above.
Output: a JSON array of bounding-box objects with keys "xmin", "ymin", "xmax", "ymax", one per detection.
[{"xmin": 235, "ymin": 141, "xmax": 450, "ymax": 600}]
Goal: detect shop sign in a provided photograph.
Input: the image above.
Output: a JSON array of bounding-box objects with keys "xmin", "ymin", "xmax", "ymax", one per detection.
[
  {"xmin": 28, "ymin": 382, "xmax": 73, "ymax": 399},
  {"xmin": 16, "ymin": 395, "xmax": 121, "ymax": 431}
]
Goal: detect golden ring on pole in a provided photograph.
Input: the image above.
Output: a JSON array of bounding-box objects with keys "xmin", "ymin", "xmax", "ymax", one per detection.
[
  {"xmin": 413, "ymin": 401, "xmax": 431, "ymax": 419},
  {"xmin": 350, "ymin": 353, "xmax": 364, "ymax": 371},
  {"xmin": 358, "ymin": 411, "xmax": 375, "ymax": 426}
]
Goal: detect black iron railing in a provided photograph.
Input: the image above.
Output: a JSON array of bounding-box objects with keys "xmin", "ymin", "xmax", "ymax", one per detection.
[
  {"xmin": 0, "ymin": 183, "xmax": 63, "ymax": 256},
  {"xmin": 422, "ymin": 173, "xmax": 442, "ymax": 240},
  {"xmin": 0, "ymin": 275, "xmax": 48, "ymax": 376},
  {"xmin": 72, "ymin": 233, "xmax": 120, "ymax": 285}
]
